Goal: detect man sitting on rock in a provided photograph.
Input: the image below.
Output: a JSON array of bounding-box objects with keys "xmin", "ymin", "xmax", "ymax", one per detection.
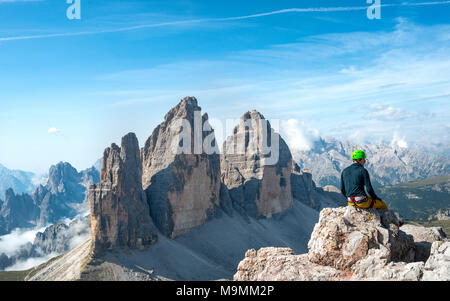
[{"xmin": 340, "ymin": 150, "xmax": 389, "ymax": 210}]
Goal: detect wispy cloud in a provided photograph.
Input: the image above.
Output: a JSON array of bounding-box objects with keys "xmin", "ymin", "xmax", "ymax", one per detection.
[
  {"xmin": 4, "ymin": 252, "xmax": 58, "ymax": 271},
  {"xmin": 280, "ymin": 119, "xmax": 320, "ymax": 152},
  {"xmin": 0, "ymin": 227, "xmax": 44, "ymax": 257},
  {"xmin": 1, "ymin": 1, "xmax": 450, "ymax": 41},
  {"xmin": 48, "ymin": 127, "xmax": 59, "ymax": 134},
  {"xmin": 92, "ymin": 19, "xmax": 449, "ymax": 149},
  {"xmin": 391, "ymin": 132, "xmax": 409, "ymax": 149},
  {"xmin": 367, "ymin": 104, "xmax": 413, "ymax": 121},
  {"xmin": 0, "ymin": 0, "xmax": 43, "ymax": 3}
]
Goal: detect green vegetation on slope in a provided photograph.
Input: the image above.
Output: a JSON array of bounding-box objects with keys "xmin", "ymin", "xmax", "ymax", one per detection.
[
  {"xmin": 0, "ymin": 253, "xmax": 65, "ymax": 281},
  {"xmin": 0, "ymin": 269, "xmax": 31, "ymax": 281},
  {"xmin": 379, "ymin": 175, "xmax": 450, "ymax": 221}
]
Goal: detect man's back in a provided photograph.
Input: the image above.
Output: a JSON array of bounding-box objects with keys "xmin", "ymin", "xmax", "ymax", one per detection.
[{"xmin": 341, "ymin": 163, "xmax": 379, "ymax": 200}]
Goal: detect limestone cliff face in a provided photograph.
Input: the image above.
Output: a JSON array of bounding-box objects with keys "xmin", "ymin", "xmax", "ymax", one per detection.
[
  {"xmin": 89, "ymin": 133, "xmax": 157, "ymax": 255},
  {"xmin": 291, "ymin": 166, "xmax": 317, "ymax": 209},
  {"xmin": 221, "ymin": 110, "xmax": 293, "ymax": 218},
  {"xmin": 141, "ymin": 97, "xmax": 227, "ymax": 238},
  {"xmin": 291, "ymin": 165, "xmax": 347, "ymax": 211}
]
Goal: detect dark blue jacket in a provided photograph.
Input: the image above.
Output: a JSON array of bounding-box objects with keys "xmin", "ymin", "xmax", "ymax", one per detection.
[{"xmin": 340, "ymin": 163, "xmax": 381, "ymax": 200}]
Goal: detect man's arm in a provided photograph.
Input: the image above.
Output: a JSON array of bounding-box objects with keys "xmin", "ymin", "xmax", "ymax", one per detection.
[
  {"xmin": 363, "ymin": 169, "xmax": 380, "ymax": 200},
  {"xmin": 340, "ymin": 172, "xmax": 346, "ymax": 197}
]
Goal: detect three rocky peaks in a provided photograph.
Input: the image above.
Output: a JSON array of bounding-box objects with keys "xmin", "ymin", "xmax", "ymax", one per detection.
[{"xmin": 88, "ymin": 97, "xmax": 342, "ymax": 255}]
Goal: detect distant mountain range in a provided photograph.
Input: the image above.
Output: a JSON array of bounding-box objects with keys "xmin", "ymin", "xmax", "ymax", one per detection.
[
  {"xmin": 0, "ymin": 162, "xmax": 99, "ymax": 236},
  {"xmin": 0, "ymin": 164, "xmax": 37, "ymax": 199},
  {"xmin": 292, "ymin": 136, "xmax": 450, "ymax": 188}
]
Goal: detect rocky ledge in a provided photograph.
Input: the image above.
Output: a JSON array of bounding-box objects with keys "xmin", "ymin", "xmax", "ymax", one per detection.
[{"xmin": 234, "ymin": 206, "xmax": 449, "ymax": 281}]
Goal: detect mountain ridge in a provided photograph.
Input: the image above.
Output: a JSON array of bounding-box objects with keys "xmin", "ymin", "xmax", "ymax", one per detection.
[
  {"xmin": 0, "ymin": 164, "xmax": 36, "ymax": 199},
  {"xmin": 0, "ymin": 162, "xmax": 99, "ymax": 236},
  {"xmin": 292, "ymin": 136, "xmax": 450, "ymax": 188}
]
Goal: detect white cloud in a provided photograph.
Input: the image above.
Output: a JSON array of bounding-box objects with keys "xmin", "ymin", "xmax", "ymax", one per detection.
[
  {"xmin": 31, "ymin": 172, "xmax": 48, "ymax": 187},
  {"xmin": 280, "ymin": 119, "xmax": 320, "ymax": 152},
  {"xmin": 68, "ymin": 230, "xmax": 90, "ymax": 250},
  {"xmin": 0, "ymin": 213, "xmax": 91, "ymax": 271},
  {"xmin": 0, "ymin": 227, "xmax": 45, "ymax": 257},
  {"xmin": 0, "ymin": 0, "xmax": 42, "ymax": 3},
  {"xmin": 90, "ymin": 19, "xmax": 449, "ymax": 150},
  {"xmin": 1, "ymin": 1, "xmax": 450, "ymax": 41},
  {"xmin": 367, "ymin": 103, "xmax": 413, "ymax": 121},
  {"xmin": 390, "ymin": 132, "xmax": 409, "ymax": 149},
  {"xmin": 5, "ymin": 253, "xmax": 59, "ymax": 272},
  {"xmin": 48, "ymin": 127, "xmax": 59, "ymax": 134}
]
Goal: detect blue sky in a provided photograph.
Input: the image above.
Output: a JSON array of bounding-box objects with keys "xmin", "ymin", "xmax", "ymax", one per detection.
[{"xmin": 0, "ymin": 0, "xmax": 449, "ymax": 173}]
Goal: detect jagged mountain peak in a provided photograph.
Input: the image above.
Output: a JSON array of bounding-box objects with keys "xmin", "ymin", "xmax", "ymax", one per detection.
[
  {"xmin": 242, "ymin": 110, "xmax": 265, "ymax": 120},
  {"xmin": 47, "ymin": 161, "xmax": 79, "ymax": 185},
  {"xmin": 141, "ymin": 98, "xmax": 224, "ymax": 238},
  {"xmin": 89, "ymin": 132, "xmax": 157, "ymax": 254},
  {"xmin": 179, "ymin": 96, "xmax": 199, "ymax": 107},
  {"xmin": 163, "ymin": 96, "xmax": 201, "ymax": 124},
  {"xmin": 0, "ymin": 164, "xmax": 36, "ymax": 199},
  {"xmin": 234, "ymin": 110, "xmax": 270, "ymax": 133},
  {"xmin": 4, "ymin": 187, "xmax": 16, "ymax": 199},
  {"xmin": 100, "ymin": 132, "xmax": 142, "ymax": 186}
]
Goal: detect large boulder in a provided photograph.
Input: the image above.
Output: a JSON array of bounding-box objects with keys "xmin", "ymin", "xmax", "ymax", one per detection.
[
  {"xmin": 307, "ymin": 206, "xmax": 415, "ymax": 270},
  {"xmin": 89, "ymin": 133, "xmax": 158, "ymax": 255},
  {"xmin": 234, "ymin": 207, "xmax": 449, "ymax": 281},
  {"xmin": 141, "ymin": 97, "xmax": 227, "ymax": 238},
  {"xmin": 221, "ymin": 110, "xmax": 293, "ymax": 218},
  {"xmin": 422, "ymin": 241, "xmax": 450, "ymax": 281},
  {"xmin": 234, "ymin": 248, "xmax": 349, "ymax": 281},
  {"xmin": 400, "ymin": 224, "xmax": 447, "ymax": 262}
]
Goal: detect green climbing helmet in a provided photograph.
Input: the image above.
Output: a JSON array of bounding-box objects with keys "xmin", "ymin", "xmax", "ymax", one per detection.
[{"xmin": 352, "ymin": 150, "xmax": 366, "ymax": 160}]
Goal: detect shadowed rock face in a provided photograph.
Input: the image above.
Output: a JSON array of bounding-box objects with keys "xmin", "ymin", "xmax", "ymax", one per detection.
[
  {"xmin": 0, "ymin": 188, "xmax": 39, "ymax": 234},
  {"xmin": 89, "ymin": 133, "xmax": 158, "ymax": 255},
  {"xmin": 221, "ymin": 110, "xmax": 294, "ymax": 218},
  {"xmin": 141, "ymin": 97, "xmax": 227, "ymax": 238},
  {"xmin": 291, "ymin": 164, "xmax": 347, "ymax": 211},
  {"xmin": 291, "ymin": 166, "xmax": 317, "ymax": 209},
  {"xmin": 401, "ymin": 224, "xmax": 447, "ymax": 262}
]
